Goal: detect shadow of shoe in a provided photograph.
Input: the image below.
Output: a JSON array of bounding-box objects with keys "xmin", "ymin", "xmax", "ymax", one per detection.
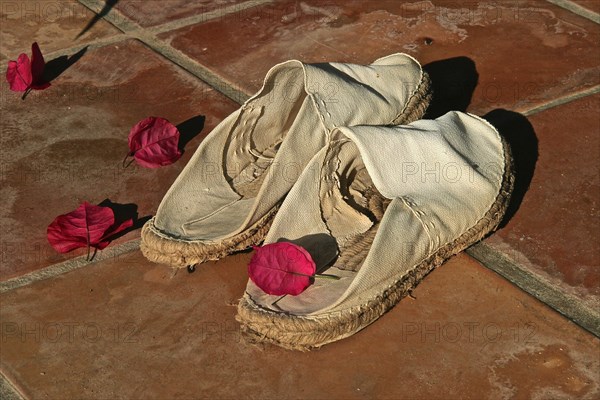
[
  {"xmin": 177, "ymin": 115, "xmax": 206, "ymax": 152},
  {"xmin": 483, "ymin": 109, "xmax": 538, "ymax": 228},
  {"xmin": 98, "ymin": 199, "xmax": 152, "ymax": 241},
  {"xmin": 422, "ymin": 56, "xmax": 479, "ymax": 119},
  {"xmin": 76, "ymin": 0, "xmax": 120, "ymax": 39},
  {"xmin": 43, "ymin": 46, "xmax": 88, "ymax": 83}
]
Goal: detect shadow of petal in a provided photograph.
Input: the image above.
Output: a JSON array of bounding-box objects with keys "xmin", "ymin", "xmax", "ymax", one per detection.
[
  {"xmin": 43, "ymin": 46, "xmax": 88, "ymax": 83},
  {"xmin": 98, "ymin": 198, "xmax": 152, "ymax": 241}
]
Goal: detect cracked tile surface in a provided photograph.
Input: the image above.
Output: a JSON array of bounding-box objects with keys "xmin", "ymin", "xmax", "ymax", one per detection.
[
  {"xmin": 115, "ymin": 0, "xmax": 250, "ymax": 28},
  {"xmin": 159, "ymin": 0, "xmax": 600, "ymax": 114}
]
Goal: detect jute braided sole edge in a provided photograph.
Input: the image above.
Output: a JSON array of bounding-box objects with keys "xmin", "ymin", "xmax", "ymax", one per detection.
[
  {"xmin": 139, "ymin": 72, "xmax": 433, "ymax": 269},
  {"xmin": 236, "ymin": 137, "xmax": 515, "ymax": 351},
  {"xmin": 140, "ymin": 206, "xmax": 279, "ymax": 269},
  {"xmin": 391, "ymin": 71, "xmax": 432, "ymax": 126}
]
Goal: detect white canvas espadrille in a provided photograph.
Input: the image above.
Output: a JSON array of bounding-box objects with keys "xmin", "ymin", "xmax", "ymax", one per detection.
[
  {"xmin": 236, "ymin": 111, "xmax": 514, "ymax": 350},
  {"xmin": 141, "ymin": 53, "xmax": 432, "ymax": 268}
]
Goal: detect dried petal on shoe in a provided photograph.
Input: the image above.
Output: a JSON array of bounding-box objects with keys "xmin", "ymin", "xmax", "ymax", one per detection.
[{"xmin": 248, "ymin": 242, "xmax": 316, "ymax": 296}]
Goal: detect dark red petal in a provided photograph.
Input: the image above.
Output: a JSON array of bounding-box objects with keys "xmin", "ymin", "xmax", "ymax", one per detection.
[
  {"xmin": 46, "ymin": 225, "xmax": 88, "ymax": 253},
  {"xmin": 128, "ymin": 117, "xmax": 182, "ymax": 168},
  {"xmin": 47, "ymin": 202, "xmax": 115, "ymax": 254},
  {"xmin": 248, "ymin": 242, "xmax": 317, "ymax": 296},
  {"xmin": 30, "ymin": 42, "xmax": 49, "ymax": 89}
]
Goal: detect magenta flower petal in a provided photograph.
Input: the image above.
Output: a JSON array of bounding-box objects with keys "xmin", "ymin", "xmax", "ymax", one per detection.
[
  {"xmin": 47, "ymin": 202, "xmax": 114, "ymax": 254},
  {"xmin": 47, "ymin": 202, "xmax": 134, "ymax": 254},
  {"xmin": 6, "ymin": 53, "xmax": 32, "ymax": 92},
  {"xmin": 128, "ymin": 117, "xmax": 182, "ymax": 168},
  {"xmin": 5, "ymin": 42, "xmax": 50, "ymax": 92},
  {"xmin": 248, "ymin": 242, "xmax": 317, "ymax": 296}
]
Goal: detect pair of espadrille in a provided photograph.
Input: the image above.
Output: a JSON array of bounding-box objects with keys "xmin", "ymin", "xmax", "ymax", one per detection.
[{"xmin": 140, "ymin": 53, "xmax": 514, "ymax": 351}]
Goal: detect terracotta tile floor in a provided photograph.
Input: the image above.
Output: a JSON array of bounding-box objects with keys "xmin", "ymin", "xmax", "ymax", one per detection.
[
  {"xmin": 1, "ymin": 1, "xmax": 599, "ymax": 398},
  {"xmin": 0, "ymin": 0, "xmax": 120, "ymax": 60},
  {"xmin": 114, "ymin": 0, "xmax": 248, "ymax": 28},
  {"xmin": 2, "ymin": 252, "xmax": 599, "ymax": 399},
  {"xmin": 159, "ymin": 0, "xmax": 600, "ymax": 113},
  {"xmin": 486, "ymin": 94, "xmax": 600, "ymax": 307},
  {"xmin": 0, "ymin": 39, "xmax": 238, "ymax": 280}
]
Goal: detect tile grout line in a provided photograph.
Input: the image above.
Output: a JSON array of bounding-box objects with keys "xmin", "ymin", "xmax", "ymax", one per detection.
[
  {"xmin": 0, "ymin": 240, "xmax": 140, "ymax": 294},
  {"xmin": 466, "ymin": 243, "xmax": 600, "ymax": 337},
  {"xmin": 133, "ymin": 31, "xmax": 250, "ymax": 104},
  {"xmin": 1, "ymin": 0, "xmax": 130, "ymax": 69},
  {"xmin": 521, "ymin": 85, "xmax": 600, "ymax": 117},
  {"xmin": 67, "ymin": 1, "xmax": 600, "ymax": 111},
  {"xmin": 147, "ymin": 0, "xmax": 274, "ymax": 35},
  {"xmin": 546, "ymin": 0, "xmax": 600, "ymax": 24},
  {"xmin": 0, "ymin": 34, "xmax": 130, "ymax": 70},
  {"xmin": 77, "ymin": 0, "xmax": 141, "ymax": 32},
  {"xmin": 77, "ymin": 0, "xmax": 251, "ymax": 104},
  {"xmin": 470, "ymin": 85, "xmax": 600, "ymax": 338},
  {"xmin": 43, "ymin": 34, "xmax": 128, "ymax": 60},
  {"xmin": 0, "ymin": 372, "xmax": 26, "ymax": 400}
]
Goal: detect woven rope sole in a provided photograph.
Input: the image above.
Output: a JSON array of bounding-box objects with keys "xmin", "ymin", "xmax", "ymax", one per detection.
[
  {"xmin": 391, "ymin": 71, "xmax": 432, "ymax": 126},
  {"xmin": 140, "ymin": 206, "xmax": 278, "ymax": 269},
  {"xmin": 139, "ymin": 72, "xmax": 433, "ymax": 269},
  {"xmin": 236, "ymin": 136, "xmax": 515, "ymax": 351}
]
